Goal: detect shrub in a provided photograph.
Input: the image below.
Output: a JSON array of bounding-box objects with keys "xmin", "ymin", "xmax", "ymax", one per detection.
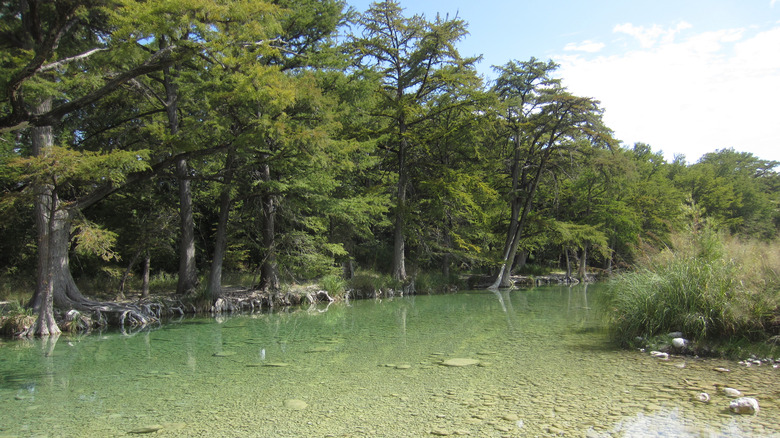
[
  {"xmin": 414, "ymin": 271, "xmax": 462, "ymax": 294},
  {"xmin": 348, "ymin": 270, "xmax": 398, "ymax": 298}
]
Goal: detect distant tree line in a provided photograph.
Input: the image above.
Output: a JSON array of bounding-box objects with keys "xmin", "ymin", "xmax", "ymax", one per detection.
[{"xmin": 1, "ymin": 0, "xmax": 778, "ymax": 335}]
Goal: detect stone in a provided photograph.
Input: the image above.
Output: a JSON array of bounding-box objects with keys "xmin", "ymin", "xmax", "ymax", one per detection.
[
  {"xmin": 723, "ymin": 387, "xmax": 742, "ymax": 398},
  {"xmin": 283, "ymin": 399, "xmax": 308, "ymax": 410},
  {"xmin": 430, "ymin": 429, "xmax": 450, "ymax": 436},
  {"xmin": 502, "ymin": 413, "xmax": 519, "ymax": 421},
  {"xmin": 396, "ymin": 364, "xmax": 412, "ymax": 369},
  {"xmin": 713, "ymin": 367, "xmax": 730, "ymax": 373},
  {"xmin": 671, "ymin": 338, "xmax": 687, "ymax": 348},
  {"xmin": 729, "ymin": 397, "xmax": 759, "ymax": 415},
  {"xmin": 650, "ymin": 351, "xmax": 669, "ymax": 360},
  {"xmin": 440, "ymin": 358, "xmax": 480, "ymax": 367},
  {"xmin": 128, "ymin": 425, "xmax": 164, "ymax": 434},
  {"xmin": 695, "ymin": 393, "xmax": 710, "ymax": 403}
]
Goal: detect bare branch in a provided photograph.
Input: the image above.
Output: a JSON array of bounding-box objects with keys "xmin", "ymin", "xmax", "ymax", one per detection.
[{"xmin": 39, "ymin": 48, "xmax": 109, "ymax": 72}]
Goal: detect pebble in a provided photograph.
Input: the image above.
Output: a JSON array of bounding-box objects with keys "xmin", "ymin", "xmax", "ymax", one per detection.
[
  {"xmin": 723, "ymin": 387, "xmax": 742, "ymax": 398},
  {"xmin": 430, "ymin": 428, "xmax": 450, "ymax": 436},
  {"xmin": 440, "ymin": 358, "xmax": 480, "ymax": 367},
  {"xmin": 502, "ymin": 414, "xmax": 519, "ymax": 421}
]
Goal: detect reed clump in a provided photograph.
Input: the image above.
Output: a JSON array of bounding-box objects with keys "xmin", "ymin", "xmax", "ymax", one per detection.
[{"xmin": 603, "ymin": 225, "xmax": 780, "ymax": 351}]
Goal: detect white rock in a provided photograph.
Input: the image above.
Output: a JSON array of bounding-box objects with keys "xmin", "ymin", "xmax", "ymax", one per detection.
[
  {"xmin": 696, "ymin": 393, "xmax": 710, "ymax": 403},
  {"xmin": 671, "ymin": 338, "xmax": 687, "ymax": 348},
  {"xmin": 723, "ymin": 387, "xmax": 742, "ymax": 398},
  {"xmin": 650, "ymin": 351, "xmax": 669, "ymax": 360},
  {"xmin": 729, "ymin": 397, "xmax": 759, "ymax": 415}
]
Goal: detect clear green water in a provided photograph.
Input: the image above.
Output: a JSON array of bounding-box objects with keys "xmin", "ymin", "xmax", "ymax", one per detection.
[{"xmin": 1, "ymin": 285, "xmax": 779, "ymax": 437}]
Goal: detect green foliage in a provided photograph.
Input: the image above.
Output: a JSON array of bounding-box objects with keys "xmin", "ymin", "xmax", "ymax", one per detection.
[{"xmin": 72, "ymin": 219, "xmax": 120, "ymax": 262}]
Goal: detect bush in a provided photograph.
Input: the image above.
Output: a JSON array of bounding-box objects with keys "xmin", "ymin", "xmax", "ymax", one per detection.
[
  {"xmin": 348, "ymin": 270, "xmax": 398, "ymax": 298},
  {"xmin": 414, "ymin": 271, "xmax": 461, "ymax": 294},
  {"xmin": 602, "ymin": 226, "xmax": 780, "ymax": 349}
]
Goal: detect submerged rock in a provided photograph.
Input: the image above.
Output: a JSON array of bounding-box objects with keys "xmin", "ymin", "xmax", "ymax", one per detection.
[
  {"xmin": 671, "ymin": 338, "xmax": 687, "ymax": 349},
  {"xmin": 723, "ymin": 387, "xmax": 742, "ymax": 398},
  {"xmin": 695, "ymin": 392, "xmax": 710, "ymax": 403},
  {"xmin": 729, "ymin": 397, "xmax": 759, "ymax": 415},
  {"xmin": 128, "ymin": 425, "xmax": 164, "ymax": 434},
  {"xmin": 283, "ymin": 399, "xmax": 308, "ymax": 410},
  {"xmin": 440, "ymin": 358, "xmax": 480, "ymax": 367}
]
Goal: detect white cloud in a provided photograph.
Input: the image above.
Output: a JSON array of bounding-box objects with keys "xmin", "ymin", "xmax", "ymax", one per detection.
[
  {"xmin": 613, "ymin": 21, "xmax": 693, "ymax": 48},
  {"xmin": 555, "ymin": 23, "xmax": 780, "ymax": 163},
  {"xmin": 563, "ymin": 40, "xmax": 605, "ymax": 53}
]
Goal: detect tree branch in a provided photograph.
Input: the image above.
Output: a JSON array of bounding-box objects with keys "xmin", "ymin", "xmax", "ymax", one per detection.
[
  {"xmin": 74, "ymin": 143, "xmax": 231, "ymax": 211},
  {"xmin": 39, "ymin": 47, "xmax": 109, "ymax": 72}
]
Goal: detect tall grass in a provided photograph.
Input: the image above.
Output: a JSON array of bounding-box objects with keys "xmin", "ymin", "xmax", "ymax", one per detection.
[{"xmin": 603, "ymin": 226, "xmax": 780, "ymax": 349}]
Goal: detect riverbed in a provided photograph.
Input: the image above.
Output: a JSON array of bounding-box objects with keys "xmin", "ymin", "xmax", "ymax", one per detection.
[{"xmin": 1, "ymin": 285, "xmax": 778, "ymax": 437}]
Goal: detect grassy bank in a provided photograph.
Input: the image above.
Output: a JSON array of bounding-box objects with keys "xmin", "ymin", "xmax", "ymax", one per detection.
[{"xmin": 602, "ymin": 227, "xmax": 780, "ymax": 358}]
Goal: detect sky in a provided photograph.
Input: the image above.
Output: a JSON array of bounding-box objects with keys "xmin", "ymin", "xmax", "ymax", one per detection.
[{"xmin": 348, "ymin": 0, "xmax": 780, "ymax": 164}]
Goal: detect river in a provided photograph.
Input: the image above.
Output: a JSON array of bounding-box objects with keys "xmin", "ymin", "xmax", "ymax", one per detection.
[{"xmin": 1, "ymin": 284, "xmax": 778, "ymax": 436}]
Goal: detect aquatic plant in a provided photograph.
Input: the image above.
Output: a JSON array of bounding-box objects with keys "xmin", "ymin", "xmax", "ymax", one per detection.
[{"xmin": 321, "ymin": 274, "xmax": 347, "ymax": 297}]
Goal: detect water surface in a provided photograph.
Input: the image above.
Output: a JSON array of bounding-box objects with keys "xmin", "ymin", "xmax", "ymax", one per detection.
[{"xmin": 1, "ymin": 285, "xmax": 778, "ymax": 437}]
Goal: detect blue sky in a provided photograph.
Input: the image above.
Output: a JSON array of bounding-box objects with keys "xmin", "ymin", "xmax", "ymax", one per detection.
[{"xmin": 348, "ymin": 1, "xmax": 780, "ymax": 164}]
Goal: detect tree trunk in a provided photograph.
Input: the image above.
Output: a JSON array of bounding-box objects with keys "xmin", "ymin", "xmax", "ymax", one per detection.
[
  {"xmin": 259, "ymin": 161, "xmax": 279, "ymax": 291},
  {"xmin": 513, "ymin": 250, "xmax": 528, "ymax": 273},
  {"xmin": 577, "ymin": 244, "xmax": 588, "ymax": 280},
  {"xmin": 392, "ymin": 132, "xmax": 408, "ymax": 281},
  {"xmin": 490, "ymin": 134, "xmax": 522, "ymax": 288},
  {"xmin": 28, "ymin": 98, "xmax": 60, "ymax": 336},
  {"xmin": 161, "ymin": 47, "xmax": 197, "ymax": 296},
  {"xmin": 26, "ymin": 100, "xmax": 156, "ymax": 335},
  {"xmin": 564, "ymin": 247, "xmax": 572, "ymax": 280},
  {"xmin": 175, "ymin": 157, "xmax": 198, "ymax": 295},
  {"xmin": 141, "ymin": 252, "xmax": 150, "ymax": 299},
  {"xmin": 491, "ymin": 148, "xmax": 550, "ymax": 289},
  {"xmin": 205, "ymin": 149, "xmax": 235, "ymax": 300}
]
